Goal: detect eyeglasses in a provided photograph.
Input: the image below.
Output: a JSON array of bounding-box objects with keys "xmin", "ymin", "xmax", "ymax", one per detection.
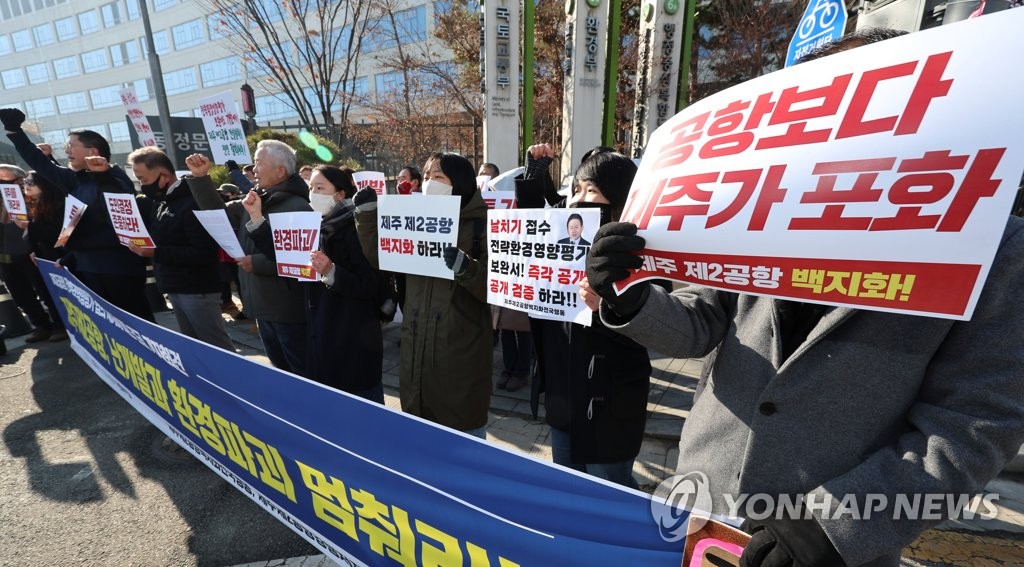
[{"xmin": 24, "ymin": 178, "xmax": 36, "ymax": 186}]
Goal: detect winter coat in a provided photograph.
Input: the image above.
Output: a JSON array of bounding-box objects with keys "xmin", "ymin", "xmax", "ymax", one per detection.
[
  {"xmin": 24, "ymin": 199, "xmax": 64, "ymax": 262},
  {"xmin": 264, "ymin": 200, "xmax": 383, "ymax": 394},
  {"xmin": 601, "ymin": 217, "xmax": 1024, "ymax": 567},
  {"xmin": 7, "ymin": 131, "xmax": 145, "ymax": 276},
  {"xmin": 136, "ymin": 179, "xmax": 221, "ymax": 295},
  {"xmin": 188, "ymin": 174, "xmax": 311, "ymax": 323},
  {"xmin": 355, "ymin": 192, "xmax": 492, "ymax": 431},
  {"xmin": 531, "ymin": 315, "xmax": 651, "ymax": 464}
]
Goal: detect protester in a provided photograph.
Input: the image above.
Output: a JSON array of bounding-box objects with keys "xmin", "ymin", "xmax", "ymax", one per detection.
[
  {"xmin": 0, "ymin": 110, "xmax": 152, "ymax": 322},
  {"xmin": 395, "ymin": 166, "xmax": 422, "ymax": 195},
  {"xmin": 18, "ymin": 171, "xmax": 68, "ymax": 342},
  {"xmin": 215, "ymin": 185, "xmax": 245, "ymax": 319},
  {"xmin": 0, "ymin": 165, "xmax": 65, "ymax": 342},
  {"xmin": 520, "ymin": 151, "xmax": 652, "ymax": 488},
  {"xmin": 218, "ymin": 183, "xmax": 242, "ymax": 201},
  {"xmin": 353, "ymin": 152, "xmax": 492, "ymax": 436},
  {"xmin": 581, "ymin": 29, "xmax": 1024, "ymax": 566},
  {"xmin": 478, "ymin": 162, "xmax": 499, "ymax": 180},
  {"xmin": 245, "ymin": 165, "xmax": 385, "ymax": 401},
  {"xmin": 102, "ymin": 147, "xmax": 233, "ymax": 351},
  {"xmin": 185, "ymin": 143, "xmax": 311, "ymax": 376}
]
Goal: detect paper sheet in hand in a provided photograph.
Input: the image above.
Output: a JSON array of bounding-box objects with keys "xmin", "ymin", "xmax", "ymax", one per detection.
[{"xmin": 194, "ymin": 209, "xmax": 245, "ymax": 258}]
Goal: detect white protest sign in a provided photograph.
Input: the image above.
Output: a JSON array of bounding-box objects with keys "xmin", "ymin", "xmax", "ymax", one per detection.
[
  {"xmin": 482, "ymin": 190, "xmax": 518, "ymax": 210},
  {"xmin": 269, "ymin": 211, "xmax": 321, "ymax": 281},
  {"xmin": 619, "ymin": 11, "xmax": 1024, "ymax": 320},
  {"xmin": 1, "ymin": 183, "xmax": 28, "ymax": 222},
  {"xmin": 104, "ymin": 193, "xmax": 154, "ymax": 248},
  {"xmin": 197, "ymin": 91, "xmax": 252, "ymax": 165},
  {"xmin": 120, "ymin": 87, "xmax": 157, "ymax": 148},
  {"xmin": 377, "ymin": 194, "xmax": 460, "ymax": 280},
  {"xmin": 193, "ymin": 209, "xmax": 245, "ymax": 258},
  {"xmin": 487, "ymin": 209, "xmax": 599, "ymax": 325},
  {"xmin": 476, "ymin": 175, "xmax": 492, "ymax": 191},
  {"xmin": 56, "ymin": 195, "xmax": 87, "ymax": 248},
  {"xmin": 353, "ymin": 171, "xmax": 387, "ymax": 195}
]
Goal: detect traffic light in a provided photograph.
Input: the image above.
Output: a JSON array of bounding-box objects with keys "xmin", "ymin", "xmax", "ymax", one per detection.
[{"xmin": 240, "ymin": 83, "xmax": 256, "ymax": 118}]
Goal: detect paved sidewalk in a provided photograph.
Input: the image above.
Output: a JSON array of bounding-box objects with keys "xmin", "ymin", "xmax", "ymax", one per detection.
[{"xmin": 5, "ymin": 306, "xmax": 1023, "ymax": 566}]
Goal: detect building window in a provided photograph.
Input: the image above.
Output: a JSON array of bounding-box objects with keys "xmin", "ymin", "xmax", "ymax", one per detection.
[
  {"xmin": 78, "ymin": 11, "xmax": 100, "ymax": 35},
  {"xmin": 110, "ymin": 40, "xmax": 140, "ymax": 67},
  {"xmin": 126, "ymin": 0, "xmax": 140, "ymax": 20},
  {"xmin": 207, "ymin": 15, "xmax": 227, "ymax": 40},
  {"xmin": 255, "ymin": 95, "xmax": 298, "ymax": 121},
  {"xmin": 26, "ymin": 63, "xmax": 49, "ymax": 85},
  {"xmin": 153, "ymin": 0, "xmax": 176, "ymax": 11},
  {"xmin": 375, "ymin": 71, "xmax": 405, "ymax": 100},
  {"xmin": 56, "ymin": 92, "xmax": 90, "ymax": 114},
  {"xmin": 134, "ymin": 78, "xmax": 152, "ymax": 101},
  {"xmin": 142, "ymin": 30, "xmax": 170, "ymax": 55},
  {"xmin": 0, "ymin": 35, "xmax": 10, "ymax": 56},
  {"xmin": 199, "ymin": 56, "xmax": 241, "ymax": 87},
  {"xmin": 25, "ymin": 98, "xmax": 56, "ymax": 118},
  {"xmin": 163, "ymin": 67, "xmax": 197, "ymax": 96},
  {"xmin": 55, "ymin": 17, "xmax": 77, "ymax": 40},
  {"xmin": 53, "ymin": 56, "xmax": 80, "ymax": 79},
  {"xmin": 79, "ymin": 124, "xmax": 109, "ymax": 138},
  {"xmin": 89, "ymin": 86, "xmax": 122, "ymax": 109},
  {"xmin": 11, "ymin": 30, "xmax": 32, "ymax": 51},
  {"xmin": 109, "ymin": 121, "xmax": 131, "ymax": 142},
  {"xmin": 42, "ymin": 130, "xmax": 68, "ymax": 147},
  {"xmin": 172, "ymin": 19, "xmax": 204, "ymax": 50},
  {"xmin": 81, "ymin": 49, "xmax": 108, "ymax": 73},
  {"xmin": 1, "ymin": 68, "xmax": 26, "ymax": 89},
  {"xmin": 101, "ymin": 2, "xmax": 122, "ymax": 28},
  {"xmin": 32, "ymin": 23, "xmax": 55, "ymax": 46}
]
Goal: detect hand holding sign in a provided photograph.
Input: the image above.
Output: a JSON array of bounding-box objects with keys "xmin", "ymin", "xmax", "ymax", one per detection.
[
  {"xmin": 310, "ymin": 250, "xmax": 333, "ymax": 277},
  {"xmin": 586, "ymin": 222, "xmax": 648, "ymax": 317}
]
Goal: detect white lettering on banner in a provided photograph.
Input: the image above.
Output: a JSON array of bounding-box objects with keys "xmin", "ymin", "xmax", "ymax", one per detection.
[{"xmin": 619, "ymin": 12, "xmax": 1024, "ymax": 320}]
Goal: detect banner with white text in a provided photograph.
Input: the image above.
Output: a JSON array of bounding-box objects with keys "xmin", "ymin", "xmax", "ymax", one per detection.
[
  {"xmin": 487, "ymin": 209, "xmax": 598, "ymax": 325},
  {"xmin": 36, "ymin": 259, "xmax": 698, "ymax": 566},
  {"xmin": 619, "ymin": 11, "xmax": 1024, "ymax": 320}
]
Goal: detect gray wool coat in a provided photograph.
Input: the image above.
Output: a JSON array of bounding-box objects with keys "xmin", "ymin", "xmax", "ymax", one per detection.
[{"xmin": 602, "ymin": 216, "xmax": 1024, "ymax": 566}]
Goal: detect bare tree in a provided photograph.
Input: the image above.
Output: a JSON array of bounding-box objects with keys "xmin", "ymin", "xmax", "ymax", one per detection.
[{"xmin": 202, "ymin": 0, "xmax": 375, "ymax": 144}]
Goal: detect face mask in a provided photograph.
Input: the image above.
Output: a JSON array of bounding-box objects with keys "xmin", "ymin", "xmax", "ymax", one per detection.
[
  {"xmin": 141, "ymin": 182, "xmax": 163, "ymax": 199},
  {"xmin": 422, "ymin": 179, "xmax": 453, "ymax": 196},
  {"xmin": 309, "ymin": 192, "xmax": 336, "ymax": 216},
  {"xmin": 569, "ymin": 200, "xmax": 613, "ymax": 226}
]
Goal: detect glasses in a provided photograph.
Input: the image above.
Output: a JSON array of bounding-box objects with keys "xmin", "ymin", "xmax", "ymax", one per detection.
[
  {"xmin": 24, "ymin": 178, "xmax": 36, "ymax": 186},
  {"xmin": 64, "ymin": 143, "xmax": 85, "ymax": 151}
]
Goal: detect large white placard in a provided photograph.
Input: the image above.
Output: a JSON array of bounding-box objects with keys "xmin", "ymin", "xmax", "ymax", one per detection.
[
  {"xmin": 353, "ymin": 171, "xmax": 386, "ymax": 195},
  {"xmin": 1, "ymin": 183, "xmax": 28, "ymax": 221},
  {"xmin": 482, "ymin": 191, "xmax": 517, "ymax": 210},
  {"xmin": 120, "ymin": 87, "xmax": 157, "ymax": 148},
  {"xmin": 104, "ymin": 193, "xmax": 154, "ymax": 248},
  {"xmin": 487, "ymin": 208, "xmax": 599, "ymax": 325},
  {"xmin": 197, "ymin": 91, "xmax": 252, "ymax": 165},
  {"xmin": 619, "ymin": 10, "xmax": 1024, "ymax": 320},
  {"xmin": 193, "ymin": 209, "xmax": 245, "ymax": 258},
  {"xmin": 268, "ymin": 211, "xmax": 321, "ymax": 281},
  {"xmin": 377, "ymin": 195, "xmax": 461, "ymax": 280}
]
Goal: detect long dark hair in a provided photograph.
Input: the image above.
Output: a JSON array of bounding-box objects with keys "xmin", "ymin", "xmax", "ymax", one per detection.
[
  {"xmin": 312, "ymin": 165, "xmax": 357, "ymax": 199},
  {"xmin": 27, "ymin": 171, "xmax": 64, "ymax": 222},
  {"xmin": 424, "ymin": 152, "xmax": 476, "ymax": 206}
]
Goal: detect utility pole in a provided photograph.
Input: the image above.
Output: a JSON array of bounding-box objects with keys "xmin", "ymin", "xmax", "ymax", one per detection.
[{"xmin": 139, "ymin": 0, "xmax": 177, "ymax": 167}]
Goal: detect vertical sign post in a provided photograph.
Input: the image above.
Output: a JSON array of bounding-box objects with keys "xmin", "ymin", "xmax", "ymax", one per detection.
[{"xmin": 482, "ymin": 0, "xmax": 521, "ymax": 173}]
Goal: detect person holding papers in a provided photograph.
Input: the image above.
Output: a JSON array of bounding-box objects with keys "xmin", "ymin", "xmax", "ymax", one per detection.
[
  {"xmin": 352, "ymin": 152, "xmax": 492, "ymax": 437},
  {"xmin": 184, "ymin": 143, "xmax": 312, "ymax": 376},
  {"xmin": 87, "ymin": 147, "xmax": 232, "ymax": 351},
  {"xmin": 581, "ymin": 30, "xmax": 1024, "ymax": 567},
  {"xmin": 0, "ymin": 109, "xmax": 152, "ymax": 322},
  {"xmin": 19, "ymin": 171, "xmax": 68, "ymax": 342}
]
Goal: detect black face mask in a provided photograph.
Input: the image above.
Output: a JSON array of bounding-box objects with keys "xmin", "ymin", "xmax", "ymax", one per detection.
[
  {"xmin": 569, "ymin": 200, "xmax": 613, "ymax": 226},
  {"xmin": 140, "ymin": 182, "xmax": 163, "ymax": 199}
]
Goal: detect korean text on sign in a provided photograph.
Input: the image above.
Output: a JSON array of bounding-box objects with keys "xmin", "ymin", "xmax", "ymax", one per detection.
[
  {"xmin": 269, "ymin": 211, "xmax": 321, "ymax": 281},
  {"xmin": 487, "ymin": 208, "xmax": 599, "ymax": 326},
  {"xmin": 377, "ymin": 194, "xmax": 461, "ymax": 280},
  {"xmin": 619, "ymin": 12, "xmax": 1024, "ymax": 320},
  {"xmin": 120, "ymin": 86, "xmax": 157, "ymax": 148},
  {"xmin": 104, "ymin": 193, "xmax": 154, "ymax": 248},
  {"xmin": 1, "ymin": 183, "xmax": 28, "ymax": 221},
  {"xmin": 353, "ymin": 171, "xmax": 387, "ymax": 196},
  {"xmin": 197, "ymin": 90, "xmax": 252, "ymax": 165}
]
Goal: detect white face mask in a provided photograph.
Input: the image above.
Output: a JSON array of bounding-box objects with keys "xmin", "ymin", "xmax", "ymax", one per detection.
[
  {"xmin": 421, "ymin": 179, "xmax": 453, "ymax": 196},
  {"xmin": 309, "ymin": 192, "xmax": 336, "ymax": 216}
]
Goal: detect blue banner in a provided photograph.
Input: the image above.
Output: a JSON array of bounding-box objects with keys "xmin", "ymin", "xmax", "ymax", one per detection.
[{"xmin": 37, "ymin": 259, "xmax": 695, "ymax": 566}]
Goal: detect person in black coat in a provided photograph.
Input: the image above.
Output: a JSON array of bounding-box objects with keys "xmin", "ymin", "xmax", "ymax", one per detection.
[
  {"xmin": 247, "ymin": 165, "xmax": 384, "ymax": 401},
  {"xmin": 522, "ymin": 148, "xmax": 652, "ymax": 489},
  {"xmin": 20, "ymin": 171, "xmax": 68, "ymax": 341}
]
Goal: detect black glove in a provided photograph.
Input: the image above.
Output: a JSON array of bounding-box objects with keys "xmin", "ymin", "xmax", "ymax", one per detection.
[
  {"xmin": 443, "ymin": 246, "xmax": 470, "ymax": 277},
  {"xmin": 353, "ymin": 187, "xmax": 378, "ymax": 211},
  {"xmin": 224, "ymin": 159, "xmax": 240, "ymax": 171},
  {"xmin": 740, "ymin": 517, "xmax": 844, "ymax": 567},
  {"xmin": 524, "ymin": 153, "xmax": 553, "ymax": 181},
  {"xmin": 0, "ymin": 108, "xmax": 26, "ymax": 132},
  {"xmin": 586, "ymin": 222, "xmax": 648, "ymax": 317}
]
